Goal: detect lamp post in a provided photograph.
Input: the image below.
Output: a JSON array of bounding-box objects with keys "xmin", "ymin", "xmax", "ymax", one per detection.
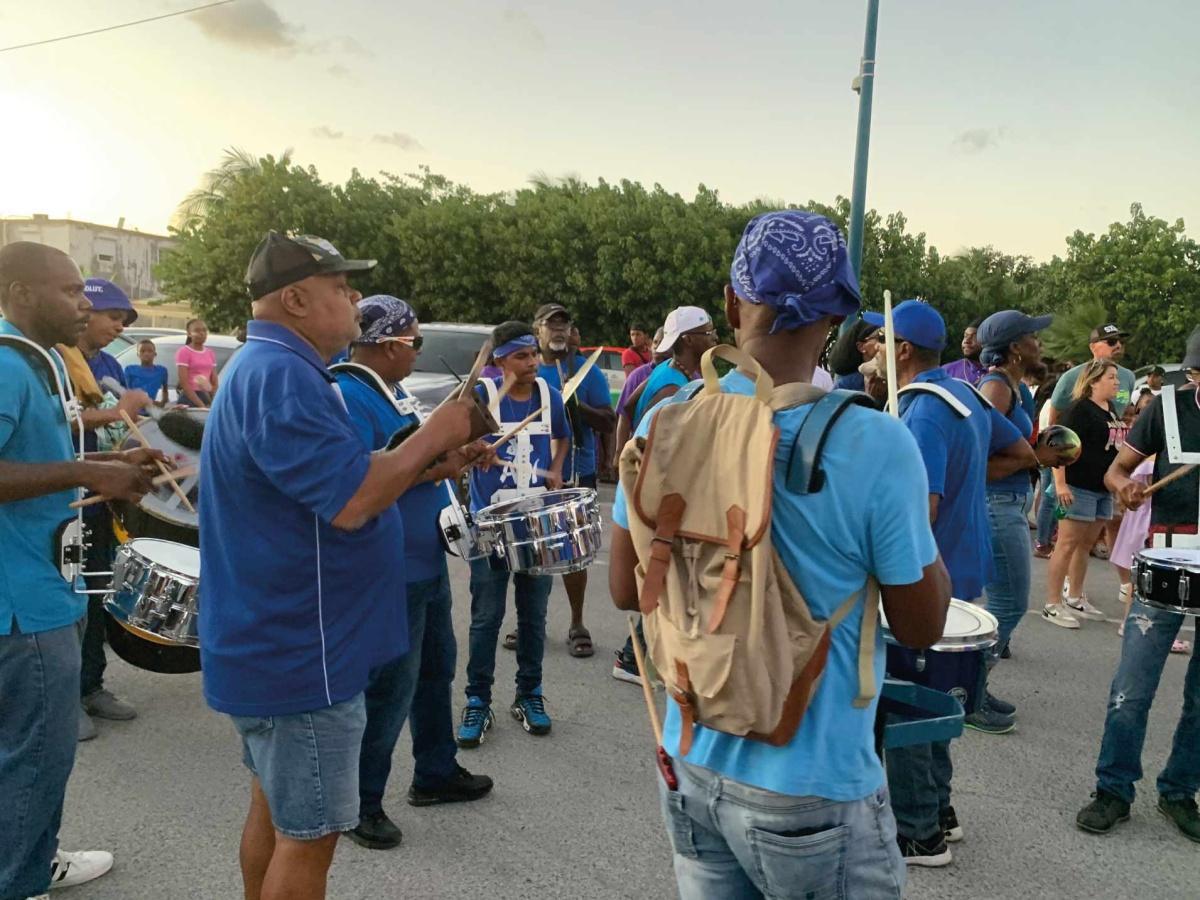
[{"xmin": 847, "ymin": 0, "xmax": 879, "ymax": 284}]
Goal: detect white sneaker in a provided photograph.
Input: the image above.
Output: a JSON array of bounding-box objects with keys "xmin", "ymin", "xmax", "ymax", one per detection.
[
  {"xmin": 1065, "ymin": 596, "xmax": 1106, "ymax": 621},
  {"xmin": 1042, "ymin": 604, "xmax": 1080, "ymax": 629},
  {"xmin": 49, "ymin": 849, "xmax": 113, "ymax": 889}
]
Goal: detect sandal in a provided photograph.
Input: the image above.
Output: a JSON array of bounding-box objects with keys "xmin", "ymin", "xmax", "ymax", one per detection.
[
  {"xmin": 567, "ymin": 627, "xmax": 594, "ymax": 658},
  {"xmin": 503, "ymin": 631, "xmax": 517, "ymax": 651},
  {"xmin": 1171, "ymin": 639, "xmax": 1191, "ymax": 654}
]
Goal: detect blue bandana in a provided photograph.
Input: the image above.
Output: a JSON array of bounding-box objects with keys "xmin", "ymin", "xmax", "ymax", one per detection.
[
  {"xmin": 730, "ymin": 210, "xmax": 862, "ymax": 334},
  {"xmin": 493, "ymin": 334, "xmax": 538, "ymax": 359},
  {"xmin": 355, "ymin": 295, "xmax": 416, "ymax": 343}
]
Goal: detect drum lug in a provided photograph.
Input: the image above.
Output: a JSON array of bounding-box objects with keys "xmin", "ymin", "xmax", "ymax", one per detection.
[
  {"xmin": 916, "ymin": 651, "xmax": 926, "ymax": 673},
  {"xmin": 1136, "ymin": 564, "xmax": 1153, "ymax": 600},
  {"xmin": 1181, "ymin": 576, "xmax": 1191, "ymax": 605}
]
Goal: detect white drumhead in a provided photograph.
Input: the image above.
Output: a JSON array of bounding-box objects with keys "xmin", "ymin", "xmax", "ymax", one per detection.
[
  {"xmin": 1138, "ymin": 548, "xmax": 1200, "ymax": 571},
  {"xmin": 881, "ymin": 598, "xmax": 997, "ymax": 649},
  {"xmin": 125, "ymin": 538, "xmax": 200, "ymax": 578}
]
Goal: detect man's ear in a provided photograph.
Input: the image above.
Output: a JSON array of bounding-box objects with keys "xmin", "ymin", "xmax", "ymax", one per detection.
[
  {"xmin": 278, "ymin": 284, "xmax": 308, "ymax": 318},
  {"xmin": 723, "ymin": 284, "xmax": 740, "ymax": 331}
]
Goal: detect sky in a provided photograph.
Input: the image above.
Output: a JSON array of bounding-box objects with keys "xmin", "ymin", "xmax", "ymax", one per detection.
[{"xmin": 1, "ymin": 0, "xmax": 1197, "ymax": 261}]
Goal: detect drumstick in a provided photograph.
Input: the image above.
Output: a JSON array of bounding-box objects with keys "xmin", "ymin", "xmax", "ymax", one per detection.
[
  {"xmin": 882, "ymin": 289, "xmax": 900, "ymax": 418},
  {"xmin": 455, "ymin": 339, "xmax": 494, "ymax": 402},
  {"xmin": 488, "ymin": 406, "xmax": 545, "ymax": 453},
  {"xmin": 485, "ymin": 349, "xmax": 604, "ymax": 453},
  {"xmin": 627, "ymin": 615, "xmax": 678, "ymax": 790},
  {"xmin": 1143, "ymin": 463, "xmax": 1198, "ymax": 497},
  {"xmin": 70, "ymin": 466, "xmax": 199, "ymax": 508},
  {"xmin": 120, "ymin": 410, "xmax": 196, "ymax": 513}
]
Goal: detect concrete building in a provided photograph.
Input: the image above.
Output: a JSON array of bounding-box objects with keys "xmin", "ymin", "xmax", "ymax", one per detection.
[{"xmin": 1, "ymin": 215, "xmax": 176, "ymax": 300}]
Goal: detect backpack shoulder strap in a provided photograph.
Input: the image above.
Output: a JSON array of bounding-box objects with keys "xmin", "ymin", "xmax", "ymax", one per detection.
[
  {"xmin": 825, "ymin": 577, "xmax": 880, "ymax": 708},
  {"xmin": 785, "ymin": 390, "xmax": 877, "ymax": 494},
  {"xmin": 898, "ymin": 382, "xmax": 972, "ymax": 418}
]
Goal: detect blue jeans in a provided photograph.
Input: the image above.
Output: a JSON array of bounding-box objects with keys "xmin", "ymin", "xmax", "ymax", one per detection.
[
  {"xmin": 885, "ymin": 740, "xmax": 952, "ymax": 840},
  {"xmin": 1036, "ymin": 468, "xmax": 1057, "ymax": 546},
  {"xmin": 984, "ymin": 490, "xmax": 1032, "ymax": 656},
  {"xmin": 0, "ymin": 621, "xmax": 81, "ymax": 900},
  {"xmin": 231, "ymin": 694, "xmax": 366, "ymax": 840},
  {"xmin": 1095, "ymin": 601, "xmax": 1200, "ymax": 804},
  {"xmin": 662, "ymin": 762, "xmax": 904, "ymax": 899},
  {"xmin": 359, "ymin": 567, "xmax": 460, "ymax": 815},
  {"xmin": 466, "ymin": 555, "xmax": 552, "ymax": 705}
]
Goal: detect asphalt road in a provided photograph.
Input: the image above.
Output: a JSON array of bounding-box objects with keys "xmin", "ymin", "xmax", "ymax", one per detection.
[{"xmin": 60, "ymin": 488, "xmax": 1197, "ymax": 899}]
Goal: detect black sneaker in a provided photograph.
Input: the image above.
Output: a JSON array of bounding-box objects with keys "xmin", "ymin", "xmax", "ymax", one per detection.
[
  {"xmin": 985, "ymin": 691, "xmax": 1016, "ymax": 716},
  {"xmin": 897, "ymin": 831, "xmax": 952, "ymax": 867},
  {"xmin": 612, "ymin": 650, "xmax": 642, "ymax": 686},
  {"xmin": 940, "ymin": 806, "xmax": 963, "ymax": 843},
  {"xmin": 408, "ymin": 766, "xmax": 494, "ymax": 807},
  {"xmin": 347, "ymin": 810, "xmax": 402, "ymax": 850},
  {"xmin": 1076, "ymin": 790, "xmax": 1131, "ymax": 834},
  {"xmin": 964, "ymin": 701, "xmax": 1015, "ymax": 735},
  {"xmin": 1158, "ymin": 796, "xmax": 1200, "ymax": 843}
]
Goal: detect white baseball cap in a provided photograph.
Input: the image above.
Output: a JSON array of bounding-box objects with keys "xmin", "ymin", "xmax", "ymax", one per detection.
[{"xmin": 656, "ymin": 306, "xmax": 713, "ymax": 353}]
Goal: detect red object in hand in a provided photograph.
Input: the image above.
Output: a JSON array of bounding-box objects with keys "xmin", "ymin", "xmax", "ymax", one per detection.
[{"xmin": 657, "ymin": 746, "xmax": 679, "ymax": 791}]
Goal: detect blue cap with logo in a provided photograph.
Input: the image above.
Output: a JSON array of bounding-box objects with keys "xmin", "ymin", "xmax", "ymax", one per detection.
[
  {"xmin": 84, "ymin": 278, "xmax": 137, "ymax": 326},
  {"xmin": 889, "ymin": 300, "xmax": 946, "ymax": 352}
]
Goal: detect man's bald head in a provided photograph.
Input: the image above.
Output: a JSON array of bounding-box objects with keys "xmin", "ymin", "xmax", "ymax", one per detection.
[{"xmin": 0, "ymin": 242, "xmax": 90, "ymax": 348}]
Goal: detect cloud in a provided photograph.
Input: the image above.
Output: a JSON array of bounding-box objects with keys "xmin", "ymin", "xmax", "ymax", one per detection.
[
  {"xmin": 500, "ymin": 7, "xmax": 546, "ymax": 51},
  {"xmin": 192, "ymin": 0, "xmax": 301, "ymax": 52},
  {"xmin": 953, "ymin": 127, "xmax": 1008, "ymax": 154},
  {"xmin": 311, "ymin": 36, "xmax": 373, "ymax": 58},
  {"xmin": 310, "ymin": 126, "xmax": 344, "ymax": 140},
  {"xmin": 326, "ymin": 63, "xmax": 351, "ymax": 78},
  {"xmin": 372, "ymin": 132, "xmax": 425, "ymax": 152}
]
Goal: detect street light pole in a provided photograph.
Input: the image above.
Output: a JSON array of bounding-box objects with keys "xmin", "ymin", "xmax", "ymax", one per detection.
[{"xmin": 847, "ymin": 0, "xmax": 879, "ymax": 284}]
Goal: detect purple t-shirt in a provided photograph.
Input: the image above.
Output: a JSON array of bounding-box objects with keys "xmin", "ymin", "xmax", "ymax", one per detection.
[
  {"xmin": 617, "ymin": 360, "xmax": 658, "ymax": 418},
  {"xmin": 941, "ymin": 357, "xmax": 987, "ymax": 386}
]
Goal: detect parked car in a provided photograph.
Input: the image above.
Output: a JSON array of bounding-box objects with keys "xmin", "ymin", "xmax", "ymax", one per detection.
[
  {"xmin": 105, "ymin": 326, "xmax": 186, "ymax": 357},
  {"xmin": 1133, "ymin": 363, "xmax": 1189, "ymax": 395},
  {"xmin": 114, "ymin": 334, "xmax": 242, "ymax": 403},
  {"xmin": 581, "ymin": 345, "xmax": 628, "ymax": 407},
  {"xmin": 402, "ymin": 323, "xmax": 494, "ymax": 414}
]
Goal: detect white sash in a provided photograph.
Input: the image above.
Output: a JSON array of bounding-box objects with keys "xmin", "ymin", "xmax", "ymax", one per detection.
[
  {"xmin": 480, "ymin": 377, "xmax": 552, "ymax": 503},
  {"xmin": 898, "ymin": 381, "xmax": 972, "ymax": 418},
  {"xmin": 1160, "ymin": 385, "xmax": 1200, "ymax": 529}
]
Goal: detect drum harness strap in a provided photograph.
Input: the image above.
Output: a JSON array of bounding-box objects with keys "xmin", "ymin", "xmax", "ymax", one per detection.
[{"xmin": 1157, "ymin": 385, "xmax": 1200, "ymax": 549}]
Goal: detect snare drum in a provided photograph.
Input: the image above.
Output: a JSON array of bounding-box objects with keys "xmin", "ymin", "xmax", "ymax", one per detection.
[
  {"xmin": 475, "ymin": 488, "xmax": 602, "ymax": 575},
  {"xmin": 1132, "ymin": 548, "xmax": 1200, "ymax": 615},
  {"xmin": 438, "ymin": 501, "xmax": 493, "ymax": 561},
  {"xmin": 881, "ymin": 599, "xmax": 998, "ymax": 714},
  {"xmin": 104, "ymin": 539, "xmax": 201, "ymax": 674},
  {"xmin": 111, "ymin": 410, "xmax": 205, "ymax": 547}
]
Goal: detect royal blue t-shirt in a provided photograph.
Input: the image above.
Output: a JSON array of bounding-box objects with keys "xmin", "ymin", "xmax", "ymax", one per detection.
[
  {"xmin": 78, "ymin": 350, "xmax": 126, "ymax": 454},
  {"xmin": 125, "ymin": 363, "xmax": 169, "ymax": 400},
  {"xmin": 469, "ymin": 378, "xmax": 569, "ymax": 514},
  {"xmin": 537, "ymin": 354, "xmax": 611, "ymax": 481},
  {"xmin": 199, "ymin": 322, "xmax": 407, "ymax": 717},
  {"xmin": 633, "ymin": 362, "xmax": 689, "ymax": 426},
  {"xmin": 980, "ymin": 372, "xmax": 1033, "ymax": 495},
  {"xmin": 613, "ymin": 370, "xmax": 938, "ymax": 801},
  {"xmin": 335, "ymin": 369, "xmax": 449, "ymax": 584},
  {"xmin": 900, "ymin": 369, "xmax": 1022, "ymax": 599},
  {"xmin": 0, "ymin": 322, "xmax": 84, "ymax": 635}
]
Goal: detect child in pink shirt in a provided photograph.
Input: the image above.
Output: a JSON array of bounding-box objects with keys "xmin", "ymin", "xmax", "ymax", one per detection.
[{"xmin": 176, "ymin": 318, "xmax": 217, "ymax": 407}]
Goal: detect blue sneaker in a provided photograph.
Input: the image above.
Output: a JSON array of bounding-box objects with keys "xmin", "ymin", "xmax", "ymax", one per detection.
[
  {"xmin": 510, "ymin": 687, "xmax": 552, "ymax": 736},
  {"xmin": 456, "ymin": 697, "xmax": 494, "ymax": 748}
]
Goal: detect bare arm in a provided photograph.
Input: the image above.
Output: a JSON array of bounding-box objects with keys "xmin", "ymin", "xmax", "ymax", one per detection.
[
  {"xmin": 987, "ymin": 438, "xmax": 1040, "ymax": 481},
  {"xmin": 1105, "ymin": 445, "xmax": 1148, "ymax": 509},
  {"xmin": 978, "ymin": 376, "xmax": 1012, "ymax": 416},
  {"xmin": 879, "ymin": 557, "xmax": 952, "ymax": 649},
  {"xmin": 609, "ymin": 524, "xmax": 640, "ymax": 611},
  {"xmin": 928, "ymin": 494, "xmax": 940, "ymax": 524},
  {"xmin": 576, "ymin": 401, "xmax": 616, "ymax": 433},
  {"xmin": 0, "ymin": 459, "xmax": 152, "ymax": 504}
]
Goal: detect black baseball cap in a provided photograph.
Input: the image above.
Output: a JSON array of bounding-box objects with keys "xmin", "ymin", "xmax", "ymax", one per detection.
[
  {"xmin": 533, "ymin": 303, "xmax": 570, "ymax": 324},
  {"xmin": 245, "ymin": 231, "xmax": 376, "ymax": 300},
  {"xmin": 1089, "ymin": 323, "xmax": 1128, "ymax": 343}
]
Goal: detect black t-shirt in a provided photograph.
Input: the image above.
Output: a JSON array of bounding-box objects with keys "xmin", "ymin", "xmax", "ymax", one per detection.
[
  {"xmin": 1062, "ymin": 398, "xmax": 1126, "ymax": 493},
  {"xmin": 1126, "ymin": 384, "xmax": 1200, "ymax": 527}
]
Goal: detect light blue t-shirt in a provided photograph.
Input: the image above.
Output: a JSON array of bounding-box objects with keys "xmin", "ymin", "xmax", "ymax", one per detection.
[
  {"xmin": 0, "ymin": 321, "xmax": 85, "ymax": 635},
  {"xmin": 633, "ymin": 362, "xmax": 689, "ymax": 427},
  {"xmin": 613, "ymin": 370, "xmax": 938, "ymax": 801},
  {"xmin": 900, "ymin": 369, "xmax": 1021, "ymax": 599}
]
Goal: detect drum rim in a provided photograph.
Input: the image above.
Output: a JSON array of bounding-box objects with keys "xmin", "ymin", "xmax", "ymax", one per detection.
[
  {"xmin": 476, "ymin": 487, "xmax": 598, "ymax": 523},
  {"xmin": 1136, "ymin": 548, "xmax": 1200, "ymax": 571},
  {"xmin": 882, "ymin": 598, "xmax": 999, "ymax": 652},
  {"xmin": 119, "ymin": 537, "xmax": 202, "ymax": 577}
]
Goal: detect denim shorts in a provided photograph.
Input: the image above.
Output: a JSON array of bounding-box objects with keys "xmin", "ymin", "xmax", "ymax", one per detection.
[
  {"xmin": 230, "ymin": 693, "xmax": 367, "ymax": 839},
  {"xmin": 1064, "ymin": 485, "xmax": 1113, "ymax": 522}
]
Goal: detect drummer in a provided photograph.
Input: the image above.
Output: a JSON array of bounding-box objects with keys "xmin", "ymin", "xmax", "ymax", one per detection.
[
  {"xmin": 457, "ymin": 321, "xmax": 570, "ymax": 748},
  {"xmin": 532, "ymin": 302, "xmax": 615, "ymax": 660},
  {"xmin": 332, "ymin": 295, "xmax": 493, "ymax": 851},
  {"xmin": 1075, "ymin": 329, "xmax": 1200, "ymax": 842},
  {"xmin": 199, "ymin": 232, "xmax": 488, "ymax": 900},
  {"xmin": 882, "ymin": 300, "xmax": 1025, "ymax": 866}
]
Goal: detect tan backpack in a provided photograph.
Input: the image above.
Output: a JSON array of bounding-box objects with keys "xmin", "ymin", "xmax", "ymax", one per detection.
[{"xmin": 618, "ymin": 345, "xmax": 879, "ymax": 754}]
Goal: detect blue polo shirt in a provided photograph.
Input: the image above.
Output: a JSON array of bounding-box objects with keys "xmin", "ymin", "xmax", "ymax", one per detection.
[
  {"xmin": 469, "ymin": 378, "xmax": 569, "ymax": 514},
  {"xmin": 537, "ymin": 354, "xmax": 611, "ymax": 481},
  {"xmin": 0, "ymin": 321, "xmax": 84, "ymax": 635},
  {"xmin": 199, "ymin": 321, "xmax": 407, "ymax": 717},
  {"xmin": 899, "ymin": 369, "xmax": 1022, "ymax": 599},
  {"xmin": 613, "ymin": 370, "xmax": 938, "ymax": 801},
  {"xmin": 334, "ymin": 369, "xmax": 449, "ymax": 584}
]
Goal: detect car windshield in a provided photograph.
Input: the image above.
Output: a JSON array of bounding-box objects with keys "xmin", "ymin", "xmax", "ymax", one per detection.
[{"xmin": 413, "ymin": 329, "xmax": 489, "ymax": 376}]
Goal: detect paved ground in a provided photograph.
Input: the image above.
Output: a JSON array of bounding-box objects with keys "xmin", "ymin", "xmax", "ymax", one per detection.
[{"xmin": 61, "ymin": 487, "xmax": 1196, "ymax": 899}]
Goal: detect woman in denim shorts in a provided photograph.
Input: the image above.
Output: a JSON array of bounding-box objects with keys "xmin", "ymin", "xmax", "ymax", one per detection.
[{"xmin": 1043, "ymin": 359, "xmax": 1128, "ymax": 628}]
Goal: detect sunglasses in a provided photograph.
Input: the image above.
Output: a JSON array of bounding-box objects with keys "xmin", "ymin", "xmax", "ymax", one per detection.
[
  {"xmin": 381, "ymin": 335, "xmax": 424, "ymax": 351},
  {"xmin": 1099, "ymin": 337, "xmax": 1123, "ymax": 347},
  {"xmin": 687, "ymin": 328, "xmax": 718, "ymax": 339}
]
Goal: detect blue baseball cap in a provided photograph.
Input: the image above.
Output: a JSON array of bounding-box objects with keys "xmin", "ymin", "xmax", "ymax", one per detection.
[
  {"xmin": 889, "ymin": 300, "xmax": 946, "ymax": 351},
  {"xmin": 862, "ymin": 311, "xmax": 884, "ymax": 328},
  {"xmin": 83, "ymin": 278, "xmax": 137, "ymax": 326},
  {"xmin": 977, "ymin": 310, "xmax": 1052, "ymax": 350}
]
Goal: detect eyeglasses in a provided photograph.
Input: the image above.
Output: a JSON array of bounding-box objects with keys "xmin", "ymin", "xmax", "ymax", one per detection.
[
  {"xmin": 1100, "ymin": 337, "xmax": 1123, "ymax": 347},
  {"xmin": 381, "ymin": 335, "xmax": 424, "ymax": 351}
]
